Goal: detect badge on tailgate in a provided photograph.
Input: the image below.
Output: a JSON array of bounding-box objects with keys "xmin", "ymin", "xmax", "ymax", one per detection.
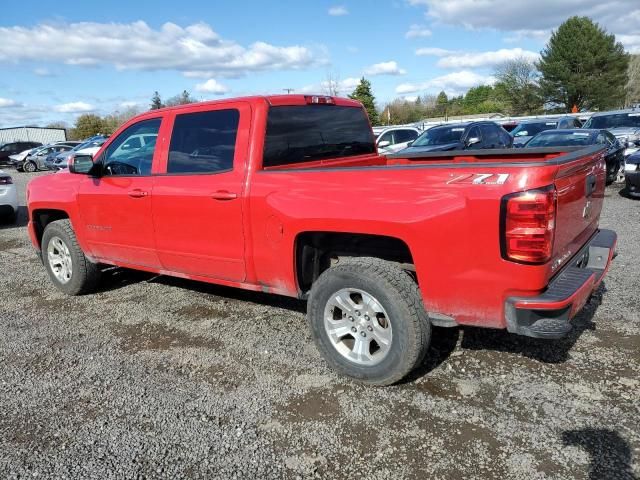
[{"xmin": 447, "ymin": 173, "xmax": 510, "ymax": 185}]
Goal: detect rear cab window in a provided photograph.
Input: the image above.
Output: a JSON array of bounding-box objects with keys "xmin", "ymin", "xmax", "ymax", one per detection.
[{"xmin": 262, "ymin": 105, "xmax": 375, "ymax": 168}]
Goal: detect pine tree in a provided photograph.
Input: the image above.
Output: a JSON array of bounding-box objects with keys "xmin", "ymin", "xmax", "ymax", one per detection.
[
  {"xmin": 538, "ymin": 16, "xmax": 628, "ymax": 111},
  {"xmin": 436, "ymin": 91, "xmax": 448, "ymax": 105},
  {"xmin": 150, "ymin": 91, "xmax": 164, "ymax": 110},
  {"xmin": 348, "ymin": 77, "xmax": 379, "ymax": 125}
]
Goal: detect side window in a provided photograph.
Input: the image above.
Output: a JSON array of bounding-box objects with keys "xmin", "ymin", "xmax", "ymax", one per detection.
[
  {"xmin": 168, "ymin": 109, "xmax": 239, "ymax": 174},
  {"xmin": 378, "ymin": 131, "xmax": 393, "ymax": 145},
  {"xmin": 596, "ymin": 133, "xmax": 607, "ymax": 145},
  {"xmin": 102, "ymin": 118, "xmax": 161, "ymax": 176},
  {"xmin": 499, "ymin": 129, "xmax": 512, "ymax": 147},
  {"xmin": 604, "ymin": 131, "xmax": 617, "ymax": 145},
  {"xmin": 480, "ymin": 124, "xmax": 501, "ymax": 148},
  {"xmin": 395, "ymin": 129, "xmax": 419, "ymax": 143}
]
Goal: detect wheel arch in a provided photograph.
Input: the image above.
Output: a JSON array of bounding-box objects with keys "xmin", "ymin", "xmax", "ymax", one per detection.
[
  {"xmin": 32, "ymin": 209, "xmax": 70, "ymax": 249},
  {"xmin": 294, "ymin": 231, "xmax": 416, "ymax": 295}
]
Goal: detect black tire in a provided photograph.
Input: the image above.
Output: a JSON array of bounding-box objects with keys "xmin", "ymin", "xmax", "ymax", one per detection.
[
  {"xmin": 23, "ymin": 161, "xmax": 37, "ymax": 173},
  {"xmin": 41, "ymin": 219, "xmax": 100, "ymax": 295},
  {"xmin": 307, "ymin": 257, "xmax": 430, "ymax": 386}
]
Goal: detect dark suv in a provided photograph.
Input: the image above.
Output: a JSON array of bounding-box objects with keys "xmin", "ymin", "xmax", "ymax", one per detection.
[
  {"xmin": 0, "ymin": 141, "xmax": 43, "ymax": 165},
  {"xmin": 398, "ymin": 121, "xmax": 512, "ymax": 154}
]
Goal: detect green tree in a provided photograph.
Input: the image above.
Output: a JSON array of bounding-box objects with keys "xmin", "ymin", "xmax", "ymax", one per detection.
[
  {"xmin": 538, "ymin": 16, "xmax": 628, "ymax": 111},
  {"xmin": 436, "ymin": 91, "xmax": 448, "ymax": 105},
  {"xmin": 494, "ymin": 57, "xmax": 543, "ymax": 115},
  {"xmin": 627, "ymin": 55, "xmax": 640, "ymax": 106},
  {"xmin": 70, "ymin": 114, "xmax": 105, "ymax": 140},
  {"xmin": 166, "ymin": 90, "xmax": 196, "ymax": 107},
  {"xmin": 150, "ymin": 91, "xmax": 164, "ymax": 110},
  {"xmin": 349, "ymin": 77, "xmax": 379, "ymax": 125}
]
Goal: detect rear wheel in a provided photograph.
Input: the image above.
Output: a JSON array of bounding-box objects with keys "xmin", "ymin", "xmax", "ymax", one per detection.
[
  {"xmin": 42, "ymin": 219, "xmax": 100, "ymax": 295},
  {"xmin": 307, "ymin": 257, "xmax": 430, "ymax": 385},
  {"xmin": 23, "ymin": 161, "xmax": 37, "ymax": 173}
]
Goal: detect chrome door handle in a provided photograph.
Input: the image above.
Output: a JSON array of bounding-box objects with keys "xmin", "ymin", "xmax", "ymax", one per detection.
[{"xmin": 211, "ymin": 191, "xmax": 237, "ymax": 200}]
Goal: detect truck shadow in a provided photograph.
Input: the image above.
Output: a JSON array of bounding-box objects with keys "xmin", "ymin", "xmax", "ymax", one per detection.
[
  {"xmin": 0, "ymin": 206, "xmax": 28, "ymax": 230},
  {"xmin": 97, "ymin": 267, "xmax": 307, "ymax": 313},
  {"xmin": 562, "ymin": 428, "xmax": 637, "ymax": 480}
]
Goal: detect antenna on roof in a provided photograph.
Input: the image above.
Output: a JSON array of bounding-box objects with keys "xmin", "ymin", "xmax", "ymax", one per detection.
[{"xmin": 283, "ymin": 88, "xmax": 294, "ymax": 94}]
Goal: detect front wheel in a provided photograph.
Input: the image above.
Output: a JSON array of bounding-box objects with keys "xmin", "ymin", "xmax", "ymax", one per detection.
[
  {"xmin": 23, "ymin": 161, "xmax": 37, "ymax": 173},
  {"xmin": 307, "ymin": 257, "xmax": 430, "ymax": 386},
  {"xmin": 41, "ymin": 219, "xmax": 100, "ymax": 295}
]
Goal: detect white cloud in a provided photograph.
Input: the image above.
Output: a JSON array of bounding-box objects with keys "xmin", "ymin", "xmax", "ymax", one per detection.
[
  {"xmin": 405, "ymin": 24, "xmax": 432, "ymax": 39},
  {"xmin": 54, "ymin": 102, "xmax": 95, "ymax": 113},
  {"xmin": 195, "ymin": 78, "xmax": 229, "ymax": 94},
  {"xmin": 328, "ymin": 6, "xmax": 349, "ymax": 16},
  {"xmin": 119, "ymin": 101, "xmax": 141, "ymax": 109},
  {"xmin": 33, "ymin": 67, "xmax": 55, "ymax": 77},
  {"xmin": 364, "ymin": 61, "xmax": 406, "ymax": 76},
  {"xmin": 0, "ymin": 21, "xmax": 318, "ymax": 78},
  {"xmin": 396, "ymin": 70, "xmax": 494, "ymax": 96},
  {"xmin": 299, "ymin": 77, "xmax": 361, "ymax": 95},
  {"xmin": 415, "ymin": 47, "xmax": 457, "ymax": 57},
  {"xmin": 437, "ymin": 48, "xmax": 540, "ymax": 68},
  {"xmin": 411, "ymin": 0, "xmax": 640, "ymax": 51},
  {"xmin": 0, "ymin": 98, "xmax": 19, "ymax": 108}
]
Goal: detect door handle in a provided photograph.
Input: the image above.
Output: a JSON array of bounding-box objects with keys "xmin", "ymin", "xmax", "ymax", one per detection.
[
  {"xmin": 128, "ymin": 189, "xmax": 148, "ymax": 198},
  {"xmin": 211, "ymin": 190, "xmax": 238, "ymax": 200}
]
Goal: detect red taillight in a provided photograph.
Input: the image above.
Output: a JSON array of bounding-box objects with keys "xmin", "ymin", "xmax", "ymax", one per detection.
[
  {"xmin": 0, "ymin": 176, "xmax": 13, "ymax": 185},
  {"xmin": 501, "ymin": 186, "xmax": 556, "ymax": 264},
  {"xmin": 305, "ymin": 95, "xmax": 335, "ymax": 105}
]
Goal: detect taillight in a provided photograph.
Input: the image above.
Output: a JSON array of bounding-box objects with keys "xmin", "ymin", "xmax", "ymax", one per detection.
[
  {"xmin": 501, "ymin": 186, "xmax": 556, "ymax": 264},
  {"xmin": 305, "ymin": 95, "xmax": 335, "ymax": 105},
  {"xmin": 0, "ymin": 175, "xmax": 13, "ymax": 185}
]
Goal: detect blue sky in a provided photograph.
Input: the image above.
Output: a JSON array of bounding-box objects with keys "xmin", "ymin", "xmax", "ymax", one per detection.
[{"xmin": 1, "ymin": 0, "xmax": 639, "ymax": 126}]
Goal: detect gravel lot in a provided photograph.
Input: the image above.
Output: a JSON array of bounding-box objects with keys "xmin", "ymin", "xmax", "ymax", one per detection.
[{"xmin": 0, "ymin": 170, "xmax": 638, "ymax": 479}]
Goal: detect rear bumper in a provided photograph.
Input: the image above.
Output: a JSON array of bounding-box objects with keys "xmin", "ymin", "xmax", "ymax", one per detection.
[{"xmin": 505, "ymin": 229, "xmax": 617, "ymax": 339}]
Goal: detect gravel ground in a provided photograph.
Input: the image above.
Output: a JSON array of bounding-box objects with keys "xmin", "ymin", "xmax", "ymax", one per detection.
[{"xmin": 0, "ymin": 170, "xmax": 638, "ymax": 479}]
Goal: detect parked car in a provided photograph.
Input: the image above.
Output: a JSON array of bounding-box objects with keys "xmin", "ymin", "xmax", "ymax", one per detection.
[
  {"xmin": 374, "ymin": 126, "xmax": 421, "ymax": 154},
  {"xmin": 524, "ymin": 129, "xmax": 625, "ymax": 184},
  {"xmin": 9, "ymin": 146, "xmax": 43, "ymax": 165},
  {"xmin": 582, "ymin": 109, "xmax": 640, "ymax": 157},
  {"xmin": 511, "ymin": 117, "xmax": 582, "ymax": 146},
  {"xmin": 47, "ymin": 139, "xmax": 108, "ymax": 170},
  {"xmin": 0, "ymin": 141, "xmax": 42, "ymax": 165},
  {"xmin": 399, "ymin": 121, "xmax": 512, "ymax": 154},
  {"xmin": 18, "ymin": 144, "xmax": 78, "ymax": 172},
  {"xmin": 623, "ymin": 151, "xmax": 640, "ymax": 197},
  {"xmin": 27, "ymin": 94, "xmax": 616, "ymax": 385},
  {"xmin": 0, "ymin": 169, "xmax": 18, "ymax": 222}
]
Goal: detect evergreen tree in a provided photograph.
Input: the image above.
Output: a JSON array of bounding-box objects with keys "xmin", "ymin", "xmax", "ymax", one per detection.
[
  {"xmin": 349, "ymin": 77, "xmax": 379, "ymax": 125},
  {"xmin": 150, "ymin": 91, "xmax": 164, "ymax": 110},
  {"xmin": 538, "ymin": 16, "xmax": 628, "ymax": 111},
  {"xmin": 436, "ymin": 91, "xmax": 448, "ymax": 105}
]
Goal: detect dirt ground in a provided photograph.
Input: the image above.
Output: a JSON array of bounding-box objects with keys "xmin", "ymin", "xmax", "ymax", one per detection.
[{"xmin": 0, "ymin": 170, "xmax": 638, "ymax": 479}]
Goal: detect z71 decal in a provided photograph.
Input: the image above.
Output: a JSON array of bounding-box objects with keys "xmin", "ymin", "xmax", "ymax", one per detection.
[{"xmin": 447, "ymin": 173, "xmax": 510, "ymax": 185}]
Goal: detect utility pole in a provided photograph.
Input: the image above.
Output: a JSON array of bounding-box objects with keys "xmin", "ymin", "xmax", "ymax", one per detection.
[{"xmin": 283, "ymin": 88, "xmax": 294, "ymax": 94}]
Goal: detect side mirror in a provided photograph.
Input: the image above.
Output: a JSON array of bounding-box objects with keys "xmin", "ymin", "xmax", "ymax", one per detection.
[
  {"xmin": 378, "ymin": 140, "xmax": 391, "ymax": 148},
  {"xmin": 68, "ymin": 154, "xmax": 95, "ymax": 174},
  {"xmin": 466, "ymin": 137, "xmax": 481, "ymax": 147}
]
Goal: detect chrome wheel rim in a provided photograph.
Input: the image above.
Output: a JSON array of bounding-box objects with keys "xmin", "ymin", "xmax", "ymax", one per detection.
[
  {"xmin": 323, "ymin": 288, "xmax": 392, "ymax": 366},
  {"xmin": 47, "ymin": 236, "xmax": 73, "ymax": 284}
]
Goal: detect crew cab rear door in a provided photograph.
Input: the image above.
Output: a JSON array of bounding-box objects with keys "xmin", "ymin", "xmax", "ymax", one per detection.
[{"xmin": 151, "ymin": 103, "xmax": 250, "ymax": 282}]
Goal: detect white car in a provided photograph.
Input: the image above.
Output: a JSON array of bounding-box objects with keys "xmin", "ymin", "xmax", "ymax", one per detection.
[
  {"xmin": 374, "ymin": 126, "xmax": 422, "ymax": 154},
  {"xmin": 0, "ymin": 170, "xmax": 18, "ymax": 222},
  {"xmin": 9, "ymin": 146, "xmax": 43, "ymax": 164}
]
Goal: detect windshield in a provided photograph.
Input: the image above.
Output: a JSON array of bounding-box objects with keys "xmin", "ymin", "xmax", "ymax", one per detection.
[
  {"xmin": 584, "ymin": 113, "xmax": 640, "ymax": 129},
  {"xmin": 412, "ymin": 126, "xmax": 465, "ymax": 147},
  {"xmin": 511, "ymin": 122, "xmax": 557, "ymax": 137},
  {"xmin": 527, "ymin": 131, "xmax": 594, "ymax": 147}
]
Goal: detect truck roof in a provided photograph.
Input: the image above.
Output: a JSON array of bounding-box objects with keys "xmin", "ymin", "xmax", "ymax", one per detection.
[{"xmin": 149, "ymin": 95, "xmax": 363, "ymax": 115}]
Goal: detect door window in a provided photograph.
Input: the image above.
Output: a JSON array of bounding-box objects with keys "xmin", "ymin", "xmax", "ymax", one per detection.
[
  {"xmin": 168, "ymin": 109, "xmax": 239, "ymax": 174},
  {"xmin": 378, "ymin": 131, "xmax": 393, "ymax": 145},
  {"xmin": 465, "ymin": 126, "xmax": 482, "ymax": 148},
  {"xmin": 101, "ymin": 118, "xmax": 161, "ymax": 176},
  {"xmin": 394, "ymin": 129, "xmax": 419, "ymax": 143},
  {"xmin": 480, "ymin": 124, "xmax": 501, "ymax": 148}
]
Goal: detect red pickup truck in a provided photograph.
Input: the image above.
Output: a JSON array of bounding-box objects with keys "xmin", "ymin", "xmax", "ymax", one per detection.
[{"xmin": 27, "ymin": 95, "xmax": 616, "ymax": 385}]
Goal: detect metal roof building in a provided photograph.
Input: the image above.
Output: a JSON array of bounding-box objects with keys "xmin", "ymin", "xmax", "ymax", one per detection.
[{"xmin": 0, "ymin": 127, "xmax": 66, "ymax": 145}]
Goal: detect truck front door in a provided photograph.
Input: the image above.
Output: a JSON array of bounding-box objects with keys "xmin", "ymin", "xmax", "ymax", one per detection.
[
  {"xmin": 77, "ymin": 117, "xmax": 162, "ymax": 268},
  {"xmin": 151, "ymin": 104, "xmax": 249, "ymax": 282}
]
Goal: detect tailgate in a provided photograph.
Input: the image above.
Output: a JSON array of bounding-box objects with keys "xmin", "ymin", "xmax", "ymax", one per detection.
[{"xmin": 551, "ymin": 147, "xmax": 606, "ymax": 273}]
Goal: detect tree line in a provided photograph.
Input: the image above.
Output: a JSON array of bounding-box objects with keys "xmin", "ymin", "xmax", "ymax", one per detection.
[{"xmin": 59, "ymin": 16, "xmax": 640, "ymax": 138}]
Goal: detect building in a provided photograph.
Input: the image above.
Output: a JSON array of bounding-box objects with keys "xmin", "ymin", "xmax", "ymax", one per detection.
[{"xmin": 0, "ymin": 126, "xmax": 66, "ymax": 145}]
